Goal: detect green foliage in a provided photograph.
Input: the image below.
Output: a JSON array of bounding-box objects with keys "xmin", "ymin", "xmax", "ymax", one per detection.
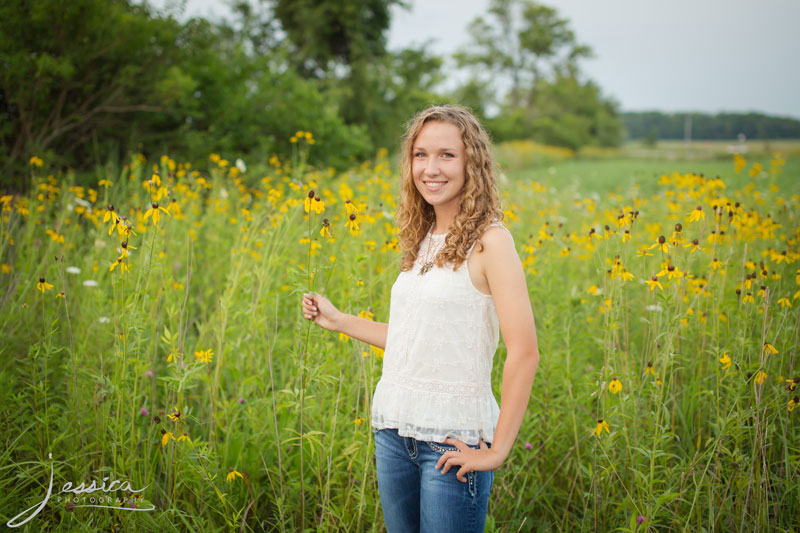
[
  {"xmin": 455, "ymin": 0, "xmax": 621, "ymax": 150},
  {"xmin": 273, "ymin": 0, "xmax": 401, "ymax": 72},
  {"xmin": 1, "ymin": 151, "xmax": 798, "ymax": 530},
  {"xmin": 489, "ymin": 72, "xmax": 623, "ymax": 149}
]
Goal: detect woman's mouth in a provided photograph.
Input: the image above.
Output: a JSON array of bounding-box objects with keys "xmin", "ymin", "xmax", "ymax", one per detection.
[{"xmin": 423, "ymin": 180, "xmax": 447, "ymax": 191}]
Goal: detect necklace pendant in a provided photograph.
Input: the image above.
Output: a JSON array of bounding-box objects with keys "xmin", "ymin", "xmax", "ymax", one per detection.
[{"xmin": 419, "ymin": 262, "xmax": 433, "ymax": 276}]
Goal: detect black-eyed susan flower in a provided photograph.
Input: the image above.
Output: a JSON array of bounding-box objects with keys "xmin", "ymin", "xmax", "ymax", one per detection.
[
  {"xmin": 347, "ymin": 213, "xmax": 360, "ymax": 235},
  {"xmin": 161, "ymin": 431, "xmax": 174, "ymax": 446},
  {"xmin": 789, "ymin": 396, "xmax": 798, "ymax": 412},
  {"xmin": 320, "ymin": 218, "xmax": 332, "ymax": 239},
  {"xmin": 649, "ymin": 235, "xmax": 669, "ymax": 254},
  {"xmin": 354, "ymin": 417, "xmax": 365, "ymax": 425},
  {"xmin": 684, "ymin": 239, "xmax": 702, "ymax": 253},
  {"xmin": 719, "ymin": 354, "xmax": 731, "ymax": 370},
  {"xmin": 764, "ymin": 343, "xmax": 779, "ymax": 356},
  {"xmin": 754, "ymin": 370, "xmax": 767, "ymax": 385},
  {"xmin": 143, "ymin": 202, "xmax": 170, "ymax": 226},
  {"xmin": 711, "ymin": 258, "xmax": 723, "ymax": 271},
  {"xmin": 37, "ymin": 276, "xmax": 53, "ymax": 293},
  {"xmin": 117, "ymin": 241, "xmax": 136, "ymax": 260},
  {"xmin": 304, "ymin": 190, "xmax": 318, "ymax": 214},
  {"xmin": 609, "ymin": 377, "xmax": 622, "ymax": 394},
  {"xmin": 777, "ymin": 297, "xmax": 792, "ymax": 308},
  {"xmin": 646, "ymin": 276, "xmax": 663, "ymax": 292},
  {"xmin": 785, "ymin": 378, "xmax": 798, "ymax": 392},
  {"xmin": 644, "ymin": 362, "xmax": 655, "ymax": 376},
  {"xmin": 687, "ymin": 206, "xmax": 705, "ymax": 223},
  {"xmin": 226, "ymin": 468, "xmax": 243, "ymax": 482},
  {"xmin": 109, "ymin": 258, "xmax": 130, "ymax": 274},
  {"xmin": 344, "ymin": 198, "xmax": 358, "ymax": 216},
  {"xmin": 167, "ymin": 407, "xmax": 182, "ymax": 422},
  {"xmin": 175, "ymin": 433, "xmax": 190, "ymax": 443},
  {"xmin": 593, "ymin": 419, "xmax": 610, "ymax": 437},
  {"xmin": 743, "ymin": 292, "xmax": 754, "ymax": 304},
  {"xmin": 104, "ymin": 205, "xmax": 120, "ymax": 235}
]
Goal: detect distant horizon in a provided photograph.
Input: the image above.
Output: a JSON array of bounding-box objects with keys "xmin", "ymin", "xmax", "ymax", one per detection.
[{"xmin": 619, "ymin": 109, "xmax": 800, "ymax": 119}]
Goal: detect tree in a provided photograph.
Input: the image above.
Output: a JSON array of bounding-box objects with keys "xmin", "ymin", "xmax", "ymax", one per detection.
[
  {"xmin": 271, "ymin": 0, "xmax": 402, "ymax": 76},
  {"xmin": 0, "ymin": 0, "xmax": 190, "ymax": 184},
  {"xmin": 455, "ymin": 0, "xmax": 590, "ymax": 109}
]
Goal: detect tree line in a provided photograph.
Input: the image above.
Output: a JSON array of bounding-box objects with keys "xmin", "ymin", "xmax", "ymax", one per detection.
[
  {"xmin": 623, "ymin": 111, "xmax": 800, "ymax": 141},
  {"xmin": 0, "ymin": 0, "xmax": 701, "ymax": 189}
]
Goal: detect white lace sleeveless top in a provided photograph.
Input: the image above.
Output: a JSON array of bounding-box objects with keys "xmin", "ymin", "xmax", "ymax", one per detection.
[{"xmin": 371, "ymin": 222, "xmax": 509, "ymax": 445}]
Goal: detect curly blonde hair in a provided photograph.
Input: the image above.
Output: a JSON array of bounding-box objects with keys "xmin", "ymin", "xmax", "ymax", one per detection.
[{"xmin": 396, "ymin": 105, "xmax": 504, "ymax": 271}]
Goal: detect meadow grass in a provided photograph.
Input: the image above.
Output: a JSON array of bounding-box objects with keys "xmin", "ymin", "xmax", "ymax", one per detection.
[{"xmin": 0, "ymin": 144, "xmax": 798, "ymax": 532}]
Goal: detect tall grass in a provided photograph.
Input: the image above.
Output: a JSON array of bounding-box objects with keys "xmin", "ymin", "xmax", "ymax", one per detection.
[{"xmin": 0, "ymin": 147, "xmax": 798, "ymax": 531}]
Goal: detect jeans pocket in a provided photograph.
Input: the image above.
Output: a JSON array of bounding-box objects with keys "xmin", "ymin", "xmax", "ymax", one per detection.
[{"xmin": 426, "ymin": 441, "xmax": 459, "ymax": 454}]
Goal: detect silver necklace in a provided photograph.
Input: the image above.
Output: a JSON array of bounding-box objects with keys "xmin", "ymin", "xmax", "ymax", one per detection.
[{"xmin": 418, "ymin": 232, "xmax": 445, "ymax": 275}]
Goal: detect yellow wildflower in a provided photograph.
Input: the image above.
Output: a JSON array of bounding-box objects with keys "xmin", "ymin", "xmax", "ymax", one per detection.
[
  {"xmin": 347, "ymin": 214, "xmax": 361, "ymax": 235},
  {"xmin": 754, "ymin": 370, "xmax": 767, "ymax": 385},
  {"xmin": 646, "ymin": 276, "xmax": 663, "ymax": 292},
  {"xmin": 687, "ymin": 206, "xmax": 705, "ymax": 223},
  {"xmin": 789, "ymin": 397, "xmax": 798, "ymax": 412},
  {"xmin": 719, "ymin": 354, "xmax": 731, "ymax": 370},
  {"xmin": 37, "ymin": 277, "xmax": 53, "ymax": 293},
  {"xmin": 593, "ymin": 419, "xmax": 610, "ymax": 437},
  {"xmin": 764, "ymin": 343, "xmax": 779, "ymax": 356},
  {"xmin": 143, "ymin": 202, "xmax": 171, "ymax": 226},
  {"xmin": 608, "ymin": 377, "xmax": 622, "ymax": 395},
  {"xmin": 194, "ymin": 349, "xmax": 214, "ymax": 363},
  {"xmin": 167, "ymin": 407, "xmax": 182, "ymax": 422},
  {"xmin": 226, "ymin": 468, "xmax": 243, "ymax": 482}
]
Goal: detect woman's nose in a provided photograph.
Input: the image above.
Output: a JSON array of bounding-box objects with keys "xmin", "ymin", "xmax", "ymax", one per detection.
[{"xmin": 424, "ymin": 158, "xmax": 440, "ymax": 175}]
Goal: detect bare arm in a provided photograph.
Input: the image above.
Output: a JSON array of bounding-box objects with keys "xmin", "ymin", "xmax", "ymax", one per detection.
[
  {"xmin": 436, "ymin": 226, "xmax": 539, "ymax": 480},
  {"xmin": 302, "ymin": 292, "xmax": 389, "ymax": 350}
]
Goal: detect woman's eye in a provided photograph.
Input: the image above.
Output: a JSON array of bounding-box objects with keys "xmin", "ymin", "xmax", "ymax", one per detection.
[
  {"xmin": 442, "ymin": 153, "xmax": 454, "ymax": 158},
  {"xmin": 414, "ymin": 152, "xmax": 426, "ymax": 158}
]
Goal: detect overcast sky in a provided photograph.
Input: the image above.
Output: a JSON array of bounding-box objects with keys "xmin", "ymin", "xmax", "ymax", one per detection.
[{"xmin": 151, "ymin": 0, "xmax": 800, "ymax": 118}]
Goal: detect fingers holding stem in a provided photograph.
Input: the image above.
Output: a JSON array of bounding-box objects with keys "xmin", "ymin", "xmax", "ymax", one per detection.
[{"xmin": 302, "ymin": 292, "xmax": 318, "ymax": 320}]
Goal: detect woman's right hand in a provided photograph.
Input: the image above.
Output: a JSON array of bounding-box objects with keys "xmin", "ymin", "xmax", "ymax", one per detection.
[{"xmin": 302, "ymin": 292, "xmax": 342, "ymax": 332}]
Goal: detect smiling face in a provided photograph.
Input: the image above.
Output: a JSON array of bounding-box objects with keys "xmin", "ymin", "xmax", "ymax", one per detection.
[{"xmin": 411, "ymin": 120, "xmax": 466, "ymax": 227}]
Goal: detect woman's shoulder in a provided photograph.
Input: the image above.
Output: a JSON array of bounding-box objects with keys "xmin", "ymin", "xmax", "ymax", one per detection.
[
  {"xmin": 481, "ymin": 220, "xmax": 513, "ymax": 241},
  {"xmin": 472, "ymin": 220, "xmax": 514, "ymax": 256}
]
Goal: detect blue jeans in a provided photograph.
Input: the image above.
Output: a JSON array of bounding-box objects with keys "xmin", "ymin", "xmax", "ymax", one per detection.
[{"xmin": 373, "ymin": 428, "xmax": 494, "ymax": 532}]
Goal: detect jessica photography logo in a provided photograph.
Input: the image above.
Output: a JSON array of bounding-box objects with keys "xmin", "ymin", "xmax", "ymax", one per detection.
[{"xmin": 6, "ymin": 453, "xmax": 155, "ymax": 528}]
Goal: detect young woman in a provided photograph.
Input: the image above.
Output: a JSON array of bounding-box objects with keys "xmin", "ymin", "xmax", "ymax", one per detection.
[{"xmin": 301, "ymin": 105, "xmax": 539, "ymax": 532}]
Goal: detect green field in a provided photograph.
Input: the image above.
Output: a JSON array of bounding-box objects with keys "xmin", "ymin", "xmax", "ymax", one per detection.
[{"xmin": 1, "ymin": 149, "xmax": 798, "ymax": 531}]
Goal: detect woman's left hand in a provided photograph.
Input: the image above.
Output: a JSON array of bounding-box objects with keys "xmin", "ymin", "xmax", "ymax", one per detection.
[{"xmin": 434, "ymin": 438, "xmax": 505, "ymax": 482}]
